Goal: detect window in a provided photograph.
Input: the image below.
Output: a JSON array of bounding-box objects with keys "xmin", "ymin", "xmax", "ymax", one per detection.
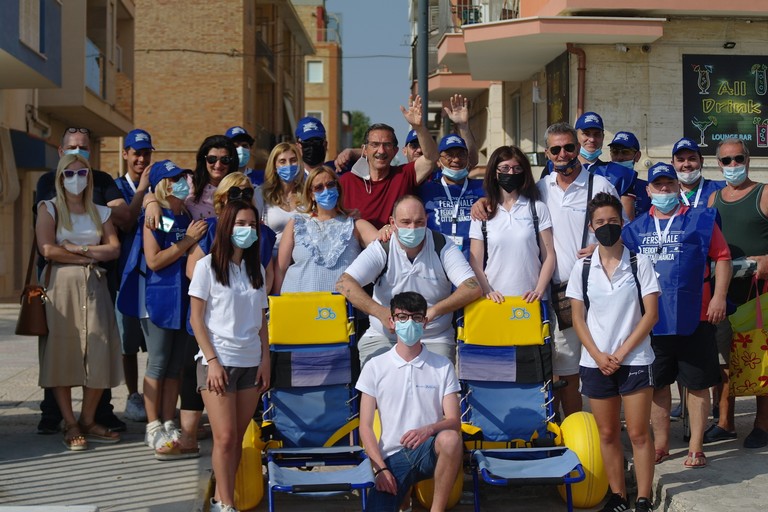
[
  {"xmin": 307, "ymin": 61, "xmax": 324, "ymax": 83},
  {"xmin": 306, "ymin": 111, "xmax": 323, "ymax": 122},
  {"xmin": 19, "ymin": 0, "xmax": 42, "ymax": 53}
]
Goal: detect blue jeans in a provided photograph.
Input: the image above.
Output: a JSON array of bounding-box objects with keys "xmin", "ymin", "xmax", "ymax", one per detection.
[{"xmin": 368, "ymin": 436, "xmax": 438, "ymax": 512}]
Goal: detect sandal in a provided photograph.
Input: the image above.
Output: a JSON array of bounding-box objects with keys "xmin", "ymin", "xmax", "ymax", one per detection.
[
  {"xmin": 63, "ymin": 423, "xmax": 88, "ymax": 451},
  {"xmin": 79, "ymin": 421, "xmax": 121, "ymax": 444},
  {"xmin": 684, "ymin": 451, "xmax": 707, "ymax": 468},
  {"xmin": 154, "ymin": 439, "xmax": 201, "ymax": 461},
  {"xmin": 654, "ymin": 449, "xmax": 670, "ymax": 464}
]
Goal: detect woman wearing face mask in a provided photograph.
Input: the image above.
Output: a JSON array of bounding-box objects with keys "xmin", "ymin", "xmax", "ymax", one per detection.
[
  {"xmin": 189, "ymin": 200, "xmax": 270, "ymax": 512},
  {"xmin": 274, "ymin": 166, "xmax": 379, "ymax": 294},
  {"xmin": 469, "ymin": 146, "xmax": 556, "ymax": 303},
  {"xmin": 120, "ymin": 160, "xmax": 208, "ymax": 451},
  {"xmin": 261, "ymin": 142, "xmax": 304, "ymax": 258},
  {"xmin": 567, "ymin": 192, "xmax": 660, "ymax": 512},
  {"xmin": 36, "ymin": 154, "xmax": 123, "ymax": 450}
]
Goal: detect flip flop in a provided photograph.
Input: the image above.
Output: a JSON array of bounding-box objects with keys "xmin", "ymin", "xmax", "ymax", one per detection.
[
  {"xmin": 154, "ymin": 439, "xmax": 201, "ymax": 461},
  {"xmin": 79, "ymin": 422, "xmax": 121, "ymax": 444},
  {"xmin": 684, "ymin": 451, "xmax": 707, "ymax": 468},
  {"xmin": 63, "ymin": 423, "xmax": 88, "ymax": 451},
  {"xmin": 654, "ymin": 449, "xmax": 670, "ymax": 464}
]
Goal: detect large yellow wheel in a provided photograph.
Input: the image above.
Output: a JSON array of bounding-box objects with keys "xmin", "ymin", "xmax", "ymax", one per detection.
[
  {"xmin": 413, "ymin": 470, "xmax": 463, "ymax": 510},
  {"xmin": 234, "ymin": 420, "xmax": 265, "ymax": 511},
  {"xmin": 557, "ymin": 412, "xmax": 608, "ymax": 508}
]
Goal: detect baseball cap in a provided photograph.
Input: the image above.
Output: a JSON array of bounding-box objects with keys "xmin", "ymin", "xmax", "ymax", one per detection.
[
  {"xmin": 295, "ymin": 117, "xmax": 326, "ymax": 141},
  {"xmin": 647, "ymin": 162, "xmax": 677, "ymax": 183},
  {"xmin": 405, "ymin": 130, "xmax": 418, "ymax": 145},
  {"xmin": 608, "ymin": 131, "xmax": 640, "ymax": 151},
  {"xmin": 225, "ymin": 126, "xmax": 255, "ymax": 145},
  {"xmin": 672, "ymin": 137, "xmax": 701, "ymax": 156},
  {"xmin": 575, "ymin": 112, "xmax": 604, "ymax": 131},
  {"xmin": 124, "ymin": 129, "xmax": 154, "ymax": 150},
  {"xmin": 149, "ymin": 160, "xmax": 187, "ymax": 189},
  {"xmin": 438, "ymin": 134, "xmax": 468, "ymax": 153}
]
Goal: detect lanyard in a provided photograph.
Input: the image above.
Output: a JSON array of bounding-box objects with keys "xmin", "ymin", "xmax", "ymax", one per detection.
[
  {"xmin": 440, "ymin": 177, "xmax": 468, "ymax": 237},
  {"xmin": 680, "ymin": 183, "xmax": 702, "ymax": 208},
  {"xmin": 653, "ymin": 207, "xmax": 681, "ymax": 253},
  {"xmin": 125, "ymin": 176, "xmax": 138, "ymax": 194}
]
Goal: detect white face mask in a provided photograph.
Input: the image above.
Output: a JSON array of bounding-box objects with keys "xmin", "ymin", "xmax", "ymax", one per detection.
[
  {"xmin": 676, "ymin": 168, "xmax": 701, "ymax": 185},
  {"xmin": 63, "ymin": 175, "xmax": 88, "ymax": 195}
]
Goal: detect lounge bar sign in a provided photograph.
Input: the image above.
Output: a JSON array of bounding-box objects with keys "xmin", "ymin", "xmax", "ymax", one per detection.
[{"xmin": 682, "ymin": 54, "xmax": 768, "ymax": 156}]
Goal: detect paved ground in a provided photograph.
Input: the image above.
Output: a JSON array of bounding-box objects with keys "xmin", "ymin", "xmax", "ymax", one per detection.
[{"xmin": 0, "ymin": 302, "xmax": 766, "ymax": 511}]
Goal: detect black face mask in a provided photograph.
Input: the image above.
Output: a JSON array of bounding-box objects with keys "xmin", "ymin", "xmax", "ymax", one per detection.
[
  {"xmin": 594, "ymin": 223, "xmax": 623, "ymax": 247},
  {"xmin": 301, "ymin": 140, "xmax": 326, "ymax": 167},
  {"xmin": 497, "ymin": 173, "xmax": 525, "ymax": 193}
]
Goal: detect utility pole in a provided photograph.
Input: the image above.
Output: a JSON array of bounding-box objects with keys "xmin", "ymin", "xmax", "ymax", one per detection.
[{"xmin": 417, "ymin": 0, "xmax": 428, "ymax": 125}]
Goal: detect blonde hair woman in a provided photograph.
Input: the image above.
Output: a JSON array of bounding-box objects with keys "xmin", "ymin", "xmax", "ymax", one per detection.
[{"xmin": 261, "ymin": 142, "xmax": 303, "ymax": 257}]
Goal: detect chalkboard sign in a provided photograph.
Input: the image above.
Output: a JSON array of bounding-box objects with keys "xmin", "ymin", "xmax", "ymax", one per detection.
[{"xmin": 683, "ymin": 54, "xmax": 768, "ymax": 156}]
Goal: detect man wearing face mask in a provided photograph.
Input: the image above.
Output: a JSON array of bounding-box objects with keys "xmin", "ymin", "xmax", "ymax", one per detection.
[
  {"xmin": 623, "ymin": 162, "xmax": 731, "ymax": 468},
  {"xmin": 356, "ymin": 292, "xmax": 462, "ymax": 512},
  {"xmin": 293, "ymin": 116, "xmax": 354, "ymax": 175},
  {"xmin": 337, "ymin": 195, "xmax": 481, "ymax": 367},
  {"xmin": 671, "ymin": 137, "xmax": 725, "ymax": 210},
  {"xmin": 707, "ymin": 138, "xmax": 768, "ymax": 449},
  {"xmin": 608, "ymin": 131, "xmax": 650, "ymax": 219},
  {"xmin": 33, "ymin": 127, "xmax": 130, "ymax": 435},
  {"xmin": 418, "ymin": 135, "xmax": 484, "ymax": 260},
  {"xmin": 225, "ymin": 126, "xmax": 264, "ymax": 186}
]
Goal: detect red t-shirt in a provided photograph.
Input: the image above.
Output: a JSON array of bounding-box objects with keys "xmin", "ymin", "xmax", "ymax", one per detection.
[{"xmin": 339, "ymin": 162, "xmax": 417, "ymax": 229}]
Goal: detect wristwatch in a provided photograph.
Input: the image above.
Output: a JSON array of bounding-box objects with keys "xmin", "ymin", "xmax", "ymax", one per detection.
[{"xmin": 81, "ymin": 245, "xmax": 89, "ymax": 254}]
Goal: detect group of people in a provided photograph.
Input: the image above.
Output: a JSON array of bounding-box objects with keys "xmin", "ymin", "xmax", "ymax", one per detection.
[{"xmin": 32, "ymin": 95, "xmax": 768, "ymax": 512}]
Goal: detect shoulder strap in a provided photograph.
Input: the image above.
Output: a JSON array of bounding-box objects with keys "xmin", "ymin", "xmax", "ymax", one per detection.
[
  {"xmin": 23, "ymin": 233, "xmax": 38, "ymax": 287},
  {"xmin": 530, "ymin": 199, "xmax": 541, "ymax": 258},
  {"xmin": 580, "ymin": 172, "xmax": 595, "ymax": 248},
  {"xmin": 629, "ymin": 251, "xmax": 645, "ymax": 316},
  {"xmin": 581, "ymin": 255, "xmax": 592, "ymax": 311},
  {"xmin": 481, "ymin": 220, "xmax": 488, "ymax": 269}
]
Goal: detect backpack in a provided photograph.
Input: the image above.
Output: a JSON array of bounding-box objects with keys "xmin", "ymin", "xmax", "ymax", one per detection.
[{"xmin": 581, "ymin": 251, "xmax": 645, "ymax": 315}]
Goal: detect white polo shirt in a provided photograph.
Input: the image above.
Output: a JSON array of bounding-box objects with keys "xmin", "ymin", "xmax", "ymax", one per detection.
[
  {"xmin": 469, "ymin": 196, "xmax": 552, "ymax": 296},
  {"xmin": 565, "ymin": 246, "xmax": 660, "ymax": 368},
  {"xmin": 188, "ymin": 254, "xmax": 268, "ymax": 367},
  {"xmin": 356, "ymin": 345, "xmax": 460, "ymax": 458},
  {"xmin": 537, "ymin": 170, "xmax": 620, "ymax": 284},
  {"xmin": 344, "ymin": 233, "xmax": 476, "ymax": 345}
]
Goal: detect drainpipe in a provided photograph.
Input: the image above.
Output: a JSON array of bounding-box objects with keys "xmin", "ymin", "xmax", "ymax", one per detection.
[{"xmin": 566, "ymin": 43, "xmax": 586, "ymax": 118}]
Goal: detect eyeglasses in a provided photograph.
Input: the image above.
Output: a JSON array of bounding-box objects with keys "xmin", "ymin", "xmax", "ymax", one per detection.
[
  {"xmin": 719, "ymin": 154, "xmax": 746, "ymax": 166},
  {"xmin": 440, "ymin": 153, "xmax": 467, "ymax": 163},
  {"xmin": 610, "ymin": 148, "xmax": 636, "ymax": 158},
  {"xmin": 497, "ymin": 164, "xmax": 524, "ymax": 174},
  {"xmin": 548, "ymin": 143, "xmax": 576, "ymax": 156},
  {"xmin": 62, "ymin": 168, "xmax": 89, "ymax": 178},
  {"xmin": 65, "ymin": 127, "xmax": 90, "ymax": 135},
  {"xmin": 393, "ymin": 312, "xmax": 426, "ymax": 323},
  {"xmin": 205, "ymin": 155, "xmax": 235, "ymax": 165},
  {"xmin": 311, "ymin": 180, "xmax": 338, "ymax": 194},
  {"xmin": 227, "ymin": 186, "xmax": 254, "ymax": 201},
  {"xmin": 367, "ymin": 141, "xmax": 395, "ymax": 150}
]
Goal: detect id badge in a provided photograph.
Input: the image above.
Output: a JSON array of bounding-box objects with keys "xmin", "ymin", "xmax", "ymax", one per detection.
[
  {"xmin": 159, "ymin": 215, "xmax": 175, "ymax": 232},
  {"xmin": 447, "ymin": 235, "xmax": 463, "ymax": 250}
]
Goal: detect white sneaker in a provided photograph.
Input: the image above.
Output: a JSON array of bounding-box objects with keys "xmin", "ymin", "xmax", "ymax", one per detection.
[
  {"xmin": 145, "ymin": 420, "xmax": 169, "ymax": 449},
  {"xmin": 163, "ymin": 419, "xmax": 181, "ymax": 441},
  {"xmin": 124, "ymin": 392, "xmax": 147, "ymax": 422},
  {"xmin": 209, "ymin": 498, "xmax": 222, "ymax": 512},
  {"xmin": 221, "ymin": 505, "xmax": 238, "ymax": 512}
]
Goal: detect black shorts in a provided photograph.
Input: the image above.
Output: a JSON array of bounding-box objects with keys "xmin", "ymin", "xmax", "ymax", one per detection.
[
  {"xmin": 651, "ymin": 321, "xmax": 722, "ymax": 390},
  {"xmin": 196, "ymin": 360, "xmax": 260, "ymax": 393},
  {"xmin": 580, "ymin": 365, "xmax": 654, "ymax": 399}
]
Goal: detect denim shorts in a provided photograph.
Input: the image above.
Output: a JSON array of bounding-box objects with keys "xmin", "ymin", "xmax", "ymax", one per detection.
[
  {"xmin": 580, "ymin": 365, "xmax": 654, "ymax": 399},
  {"xmin": 367, "ymin": 436, "xmax": 437, "ymax": 512}
]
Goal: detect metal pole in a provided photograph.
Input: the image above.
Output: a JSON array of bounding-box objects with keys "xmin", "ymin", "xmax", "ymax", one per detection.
[{"xmin": 417, "ymin": 0, "xmax": 429, "ymax": 125}]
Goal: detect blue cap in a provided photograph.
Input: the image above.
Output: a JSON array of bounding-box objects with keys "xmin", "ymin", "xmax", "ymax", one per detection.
[
  {"xmin": 225, "ymin": 126, "xmax": 254, "ymax": 144},
  {"xmin": 295, "ymin": 117, "xmax": 326, "ymax": 141},
  {"xmin": 405, "ymin": 129, "xmax": 418, "ymax": 145},
  {"xmin": 438, "ymin": 134, "xmax": 467, "ymax": 153},
  {"xmin": 575, "ymin": 112, "xmax": 604, "ymax": 131},
  {"xmin": 124, "ymin": 129, "xmax": 154, "ymax": 150},
  {"xmin": 647, "ymin": 162, "xmax": 677, "ymax": 183},
  {"xmin": 149, "ymin": 160, "xmax": 187, "ymax": 189},
  {"xmin": 608, "ymin": 131, "xmax": 640, "ymax": 151},
  {"xmin": 672, "ymin": 137, "xmax": 701, "ymax": 156}
]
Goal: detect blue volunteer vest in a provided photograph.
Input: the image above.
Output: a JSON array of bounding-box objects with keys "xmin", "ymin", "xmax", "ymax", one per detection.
[
  {"xmin": 622, "ymin": 207, "xmax": 717, "ymax": 336},
  {"xmin": 682, "ymin": 178, "xmax": 726, "ymax": 209},
  {"xmin": 418, "ymin": 178, "xmax": 484, "ymax": 260},
  {"xmin": 544, "ymin": 159, "xmax": 636, "ymax": 196}
]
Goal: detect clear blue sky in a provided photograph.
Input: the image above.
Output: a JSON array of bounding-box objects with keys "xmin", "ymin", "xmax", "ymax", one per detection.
[{"xmin": 326, "ymin": 0, "xmax": 413, "ymax": 140}]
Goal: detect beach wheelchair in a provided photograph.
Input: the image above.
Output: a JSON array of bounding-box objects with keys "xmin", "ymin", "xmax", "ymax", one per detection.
[
  {"xmin": 260, "ymin": 292, "xmax": 374, "ymax": 511},
  {"xmin": 456, "ymin": 297, "xmax": 603, "ymax": 511}
]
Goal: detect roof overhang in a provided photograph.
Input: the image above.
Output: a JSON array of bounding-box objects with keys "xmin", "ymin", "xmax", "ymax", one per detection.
[
  {"xmin": 462, "ymin": 16, "xmax": 666, "ymax": 81},
  {"xmin": 426, "ymin": 72, "xmax": 494, "ymax": 101}
]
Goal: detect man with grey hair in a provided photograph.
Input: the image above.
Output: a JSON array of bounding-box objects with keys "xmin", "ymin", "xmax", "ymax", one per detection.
[{"xmin": 707, "ymin": 137, "xmax": 768, "ymax": 448}]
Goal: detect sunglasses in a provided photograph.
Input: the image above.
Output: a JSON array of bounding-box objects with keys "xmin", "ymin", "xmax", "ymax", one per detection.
[
  {"xmin": 311, "ymin": 180, "xmax": 338, "ymax": 194},
  {"xmin": 548, "ymin": 143, "xmax": 577, "ymax": 156},
  {"xmin": 497, "ymin": 164, "xmax": 524, "ymax": 174},
  {"xmin": 610, "ymin": 148, "xmax": 636, "ymax": 158},
  {"xmin": 63, "ymin": 168, "xmax": 89, "ymax": 178},
  {"xmin": 393, "ymin": 312, "xmax": 426, "ymax": 323},
  {"xmin": 719, "ymin": 154, "xmax": 746, "ymax": 166},
  {"xmin": 65, "ymin": 127, "xmax": 90, "ymax": 135},
  {"xmin": 227, "ymin": 186, "xmax": 254, "ymax": 201},
  {"xmin": 205, "ymin": 155, "xmax": 235, "ymax": 165},
  {"xmin": 168, "ymin": 173, "xmax": 188, "ymax": 183}
]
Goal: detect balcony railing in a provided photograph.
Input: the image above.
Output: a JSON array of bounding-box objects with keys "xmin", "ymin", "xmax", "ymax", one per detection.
[
  {"xmin": 437, "ymin": 0, "xmax": 520, "ymax": 35},
  {"xmin": 85, "ymin": 37, "xmax": 105, "ymax": 98}
]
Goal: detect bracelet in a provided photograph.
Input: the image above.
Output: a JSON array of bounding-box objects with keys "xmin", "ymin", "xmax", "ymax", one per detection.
[
  {"xmin": 373, "ymin": 467, "xmax": 390, "ymax": 476},
  {"xmin": 206, "ymin": 356, "xmax": 218, "ymax": 363},
  {"xmin": 143, "ymin": 199, "xmax": 158, "ymax": 208}
]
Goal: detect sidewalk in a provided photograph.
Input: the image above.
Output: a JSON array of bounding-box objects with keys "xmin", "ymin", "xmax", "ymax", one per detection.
[{"xmin": 0, "ymin": 302, "xmax": 766, "ymax": 511}]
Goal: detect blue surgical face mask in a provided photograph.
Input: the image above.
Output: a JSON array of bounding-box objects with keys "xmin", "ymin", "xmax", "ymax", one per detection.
[
  {"xmin": 650, "ymin": 192, "xmax": 679, "ymax": 214},
  {"xmin": 723, "ymin": 165, "xmax": 748, "ymax": 186},
  {"xmin": 236, "ymin": 147, "xmax": 250, "ymax": 168},
  {"xmin": 395, "ymin": 319, "xmax": 423, "ymax": 346},
  {"xmin": 579, "ymin": 147, "xmax": 602, "ymax": 162},
  {"xmin": 314, "ymin": 187, "xmax": 339, "ymax": 210},
  {"xmin": 396, "ymin": 226, "xmax": 426, "ymax": 248},
  {"xmin": 553, "ymin": 157, "xmax": 580, "ymax": 175},
  {"xmin": 616, "ymin": 160, "xmax": 635, "ymax": 169},
  {"xmin": 171, "ymin": 178, "xmax": 190, "ymax": 200},
  {"xmin": 231, "ymin": 226, "xmax": 258, "ymax": 249},
  {"xmin": 442, "ymin": 167, "xmax": 468, "ymax": 181},
  {"xmin": 64, "ymin": 148, "xmax": 91, "ymax": 161},
  {"xmin": 277, "ymin": 164, "xmax": 299, "ymax": 182}
]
